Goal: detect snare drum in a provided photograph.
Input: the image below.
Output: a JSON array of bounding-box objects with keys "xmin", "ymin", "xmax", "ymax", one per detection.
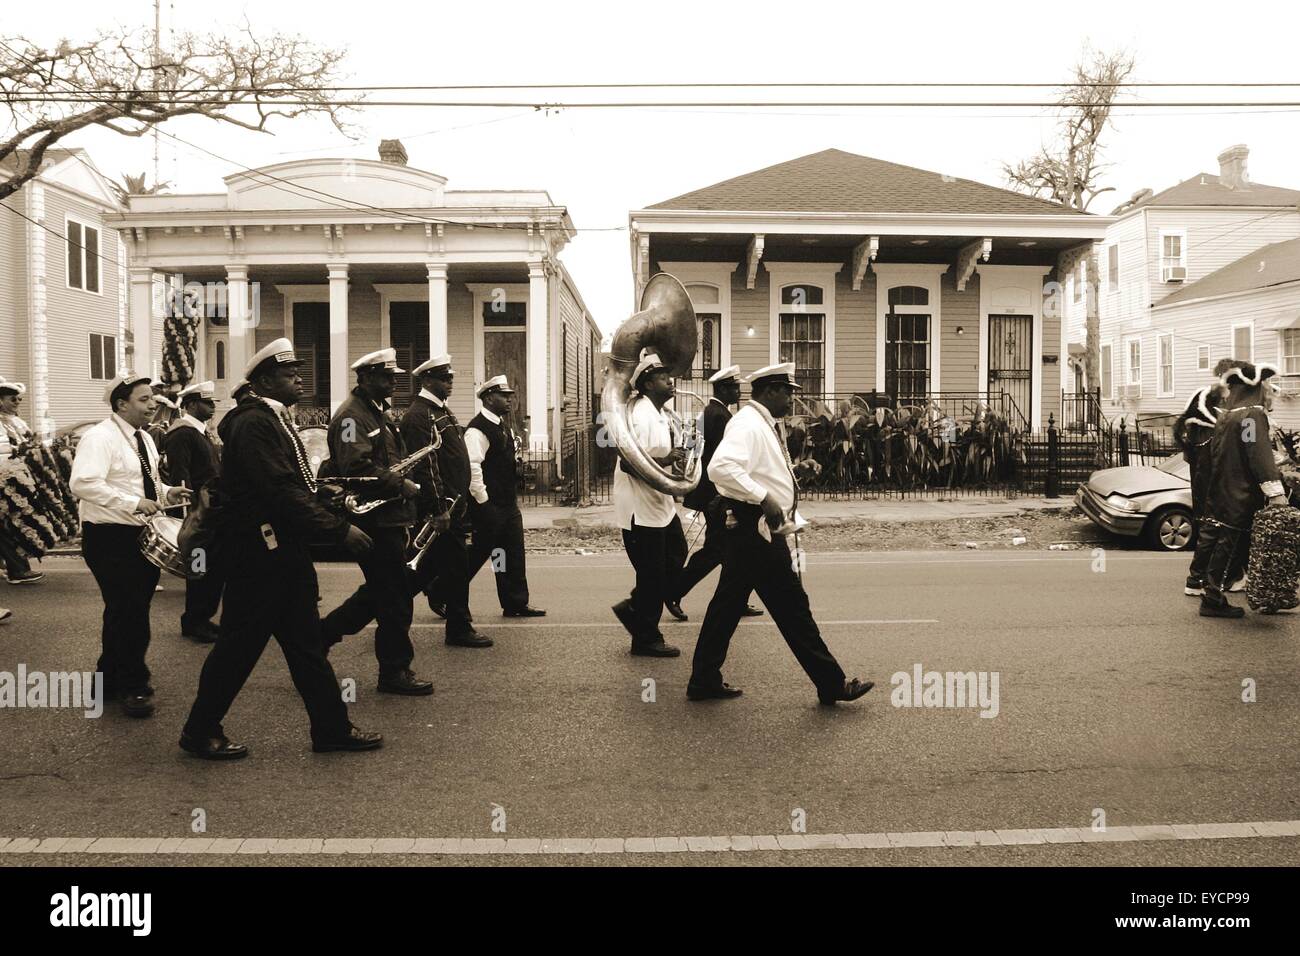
[{"xmin": 139, "ymin": 516, "xmax": 190, "ymax": 579}]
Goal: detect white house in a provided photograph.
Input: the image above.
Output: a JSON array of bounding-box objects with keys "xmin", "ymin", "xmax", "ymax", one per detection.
[
  {"xmin": 0, "ymin": 149, "xmax": 129, "ymax": 434},
  {"xmin": 108, "ymin": 140, "xmax": 602, "ymax": 451},
  {"xmin": 1063, "ymin": 144, "xmax": 1300, "ymax": 422}
]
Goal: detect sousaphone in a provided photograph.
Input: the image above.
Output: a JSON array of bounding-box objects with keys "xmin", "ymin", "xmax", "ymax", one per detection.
[{"xmin": 601, "ymin": 273, "xmax": 702, "ymax": 497}]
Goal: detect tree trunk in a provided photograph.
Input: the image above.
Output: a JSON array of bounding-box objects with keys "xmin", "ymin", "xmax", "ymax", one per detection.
[{"xmin": 1084, "ymin": 247, "xmax": 1100, "ymax": 393}]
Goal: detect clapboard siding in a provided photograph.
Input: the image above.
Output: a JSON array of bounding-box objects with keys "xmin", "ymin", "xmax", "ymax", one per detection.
[
  {"xmin": 1146, "ymin": 208, "xmax": 1300, "ymax": 307},
  {"xmin": 41, "ymin": 184, "xmax": 123, "ymax": 427},
  {"xmin": 729, "ymin": 272, "xmax": 770, "ymax": 377},
  {"xmin": 835, "ymin": 271, "xmax": 874, "ymax": 392},
  {"xmin": 446, "ymin": 282, "xmax": 476, "ymax": 423},
  {"xmin": 558, "ymin": 279, "xmax": 583, "ymax": 432},
  {"xmin": 940, "ymin": 274, "xmax": 980, "ymax": 394},
  {"xmin": 0, "ymin": 184, "xmax": 28, "ymax": 383}
]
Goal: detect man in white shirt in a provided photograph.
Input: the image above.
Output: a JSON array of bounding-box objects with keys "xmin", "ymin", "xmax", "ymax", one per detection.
[
  {"xmin": 70, "ymin": 372, "xmax": 190, "ymax": 718},
  {"xmin": 610, "ymin": 353, "xmax": 688, "ymax": 657},
  {"xmin": 687, "ymin": 363, "xmax": 873, "ymax": 705}
]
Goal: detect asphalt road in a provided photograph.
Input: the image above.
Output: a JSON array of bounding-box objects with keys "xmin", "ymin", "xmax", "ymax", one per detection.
[{"xmin": 1, "ymin": 547, "xmax": 1298, "ymax": 866}]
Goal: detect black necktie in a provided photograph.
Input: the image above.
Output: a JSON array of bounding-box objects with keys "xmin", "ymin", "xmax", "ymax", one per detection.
[{"xmin": 134, "ymin": 430, "xmax": 158, "ymax": 501}]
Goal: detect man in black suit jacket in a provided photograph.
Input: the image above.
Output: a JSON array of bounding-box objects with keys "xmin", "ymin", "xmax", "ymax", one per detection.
[
  {"xmin": 163, "ymin": 380, "xmax": 224, "ymax": 642},
  {"xmin": 673, "ymin": 366, "xmax": 761, "ymax": 617}
]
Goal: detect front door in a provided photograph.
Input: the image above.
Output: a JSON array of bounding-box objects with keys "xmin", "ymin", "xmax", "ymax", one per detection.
[
  {"xmin": 484, "ymin": 330, "xmax": 528, "ymax": 437},
  {"xmin": 293, "ymin": 302, "xmax": 331, "ymax": 410},
  {"xmin": 988, "ymin": 314, "xmax": 1033, "ymax": 423}
]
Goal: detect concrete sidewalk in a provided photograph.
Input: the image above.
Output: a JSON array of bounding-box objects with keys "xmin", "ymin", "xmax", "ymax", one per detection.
[{"xmin": 528, "ymin": 495, "xmax": 1075, "ymax": 530}]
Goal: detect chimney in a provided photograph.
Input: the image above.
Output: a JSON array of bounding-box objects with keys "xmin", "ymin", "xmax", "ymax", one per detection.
[
  {"xmin": 1217, "ymin": 144, "xmax": 1249, "ymax": 189},
  {"xmin": 378, "ymin": 139, "xmax": 408, "ymax": 166}
]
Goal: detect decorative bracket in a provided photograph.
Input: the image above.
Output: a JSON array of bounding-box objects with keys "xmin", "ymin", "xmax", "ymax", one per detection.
[
  {"xmin": 745, "ymin": 234, "xmax": 765, "ymax": 290},
  {"xmin": 851, "ymin": 236, "xmax": 879, "ymax": 290},
  {"xmin": 636, "ymin": 233, "xmax": 650, "ymax": 297},
  {"xmin": 956, "ymin": 237, "xmax": 992, "ymax": 291}
]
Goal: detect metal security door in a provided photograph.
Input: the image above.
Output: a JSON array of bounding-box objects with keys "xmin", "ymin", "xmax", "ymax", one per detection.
[{"xmin": 987, "ymin": 314, "xmax": 1032, "ymax": 422}]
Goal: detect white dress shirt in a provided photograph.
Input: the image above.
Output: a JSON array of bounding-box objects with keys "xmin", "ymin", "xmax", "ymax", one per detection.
[
  {"xmin": 0, "ymin": 414, "xmax": 31, "ymax": 459},
  {"xmin": 464, "ymin": 408, "xmax": 501, "ymax": 504},
  {"xmin": 175, "ymin": 413, "xmax": 208, "ymax": 435},
  {"xmin": 69, "ymin": 414, "xmax": 173, "ymax": 526},
  {"xmin": 708, "ymin": 401, "xmax": 797, "ymax": 538},
  {"xmin": 613, "ymin": 395, "xmax": 677, "ymax": 530},
  {"xmin": 419, "ymin": 388, "xmax": 445, "ymax": 408}
]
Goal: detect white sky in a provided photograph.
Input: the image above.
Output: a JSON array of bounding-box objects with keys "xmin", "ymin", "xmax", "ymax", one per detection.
[{"xmin": 8, "ymin": 0, "xmax": 1300, "ymax": 333}]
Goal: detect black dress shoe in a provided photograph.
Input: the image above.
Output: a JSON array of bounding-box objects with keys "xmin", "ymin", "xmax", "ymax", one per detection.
[
  {"xmin": 312, "ymin": 726, "xmax": 384, "ymax": 753},
  {"xmin": 665, "ymin": 600, "xmax": 688, "ymax": 622},
  {"xmin": 446, "ymin": 630, "xmax": 493, "ymax": 648},
  {"xmin": 503, "ymin": 605, "xmax": 546, "ymax": 617},
  {"xmin": 182, "ymin": 620, "xmax": 220, "ymax": 644},
  {"xmin": 179, "ymin": 733, "xmax": 248, "ymax": 761},
  {"xmin": 741, "ymin": 604, "xmax": 764, "ymax": 617},
  {"xmin": 819, "ymin": 677, "xmax": 875, "ymax": 705},
  {"xmin": 1199, "ymin": 599, "xmax": 1245, "ymax": 618},
  {"xmin": 687, "ymin": 682, "xmax": 743, "ymax": 701},
  {"xmin": 631, "ymin": 639, "xmax": 681, "ymax": 658},
  {"xmin": 612, "ymin": 599, "xmax": 638, "ymax": 639},
  {"xmin": 121, "ymin": 693, "xmax": 155, "ymax": 718},
  {"xmin": 428, "ymin": 600, "xmax": 448, "ymax": 619},
  {"xmin": 377, "ymin": 669, "xmax": 435, "ymax": 696}
]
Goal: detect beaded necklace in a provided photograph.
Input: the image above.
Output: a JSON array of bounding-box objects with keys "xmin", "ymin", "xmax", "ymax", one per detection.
[{"xmin": 262, "ymin": 398, "xmax": 317, "ymax": 493}]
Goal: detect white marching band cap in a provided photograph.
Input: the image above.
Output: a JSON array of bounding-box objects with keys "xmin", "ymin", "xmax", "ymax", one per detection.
[
  {"xmin": 707, "ymin": 365, "xmax": 742, "ymax": 385},
  {"xmin": 632, "ymin": 350, "xmax": 666, "ymax": 389},
  {"xmin": 477, "ymin": 374, "xmax": 515, "ymax": 397},
  {"xmin": 0, "ymin": 378, "xmax": 26, "ymax": 396},
  {"xmin": 1220, "ymin": 361, "xmax": 1279, "ymax": 388},
  {"xmin": 244, "ymin": 337, "xmax": 301, "ymax": 379},
  {"xmin": 746, "ymin": 362, "xmax": 802, "ymax": 390},
  {"xmin": 412, "ymin": 353, "xmax": 453, "ymax": 376},
  {"xmin": 102, "ymin": 370, "xmax": 153, "ymax": 405},
  {"xmin": 178, "ymin": 380, "xmax": 216, "ymax": 402},
  {"xmin": 352, "ymin": 347, "xmax": 404, "ymax": 374}
]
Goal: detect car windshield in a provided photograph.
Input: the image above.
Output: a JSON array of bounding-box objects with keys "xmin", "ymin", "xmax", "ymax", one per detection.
[{"xmin": 1156, "ymin": 453, "xmax": 1190, "ymax": 480}]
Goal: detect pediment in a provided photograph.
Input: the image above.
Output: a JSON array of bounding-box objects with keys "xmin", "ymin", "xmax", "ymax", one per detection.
[{"xmin": 224, "ymin": 158, "xmax": 447, "ymax": 211}]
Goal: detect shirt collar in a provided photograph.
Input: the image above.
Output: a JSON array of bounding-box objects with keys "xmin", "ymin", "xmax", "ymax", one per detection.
[
  {"xmin": 480, "ymin": 408, "xmax": 502, "ymax": 425},
  {"xmin": 179, "ymin": 413, "xmax": 207, "ymax": 433},
  {"xmin": 419, "ymin": 388, "xmax": 446, "ymax": 408},
  {"xmin": 709, "ymin": 396, "xmax": 728, "ymax": 408},
  {"xmin": 745, "ymin": 400, "xmax": 779, "ymax": 429},
  {"xmin": 260, "ymin": 395, "xmax": 286, "ymax": 415},
  {"xmin": 111, "ymin": 412, "xmax": 142, "ymax": 439}
]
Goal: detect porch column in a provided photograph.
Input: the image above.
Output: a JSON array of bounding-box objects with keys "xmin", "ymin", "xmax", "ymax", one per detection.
[
  {"xmin": 527, "ymin": 262, "xmax": 550, "ymax": 451},
  {"xmin": 427, "ymin": 262, "xmax": 448, "ymax": 358},
  {"xmin": 128, "ymin": 266, "xmax": 157, "ymax": 378},
  {"xmin": 225, "ymin": 265, "xmax": 250, "ymax": 391},
  {"xmin": 328, "ymin": 264, "xmax": 350, "ymax": 413}
]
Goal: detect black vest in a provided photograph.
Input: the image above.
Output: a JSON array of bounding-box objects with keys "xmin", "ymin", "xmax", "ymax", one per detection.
[{"xmin": 468, "ymin": 412, "xmax": 518, "ymax": 508}]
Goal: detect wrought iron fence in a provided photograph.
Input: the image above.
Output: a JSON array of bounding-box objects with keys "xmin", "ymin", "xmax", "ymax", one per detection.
[{"xmin": 1017, "ymin": 415, "xmax": 1181, "ymax": 495}]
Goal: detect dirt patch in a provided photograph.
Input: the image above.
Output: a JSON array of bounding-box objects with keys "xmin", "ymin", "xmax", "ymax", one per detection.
[{"xmin": 525, "ymin": 506, "xmax": 1119, "ymax": 554}]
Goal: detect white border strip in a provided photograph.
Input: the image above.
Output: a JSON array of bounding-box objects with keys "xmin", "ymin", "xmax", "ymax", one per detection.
[{"xmin": 4, "ymin": 822, "xmax": 1298, "ymax": 856}]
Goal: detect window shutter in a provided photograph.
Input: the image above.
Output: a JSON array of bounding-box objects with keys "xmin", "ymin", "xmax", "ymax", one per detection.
[
  {"xmin": 84, "ymin": 226, "xmax": 99, "ymax": 293},
  {"xmin": 67, "ymin": 221, "xmax": 83, "ymax": 289}
]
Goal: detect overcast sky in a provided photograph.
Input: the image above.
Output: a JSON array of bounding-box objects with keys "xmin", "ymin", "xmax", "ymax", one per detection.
[{"xmin": 9, "ymin": 0, "xmax": 1300, "ymax": 334}]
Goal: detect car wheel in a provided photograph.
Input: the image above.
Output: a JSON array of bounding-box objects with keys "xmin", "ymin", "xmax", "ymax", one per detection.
[{"xmin": 1145, "ymin": 506, "xmax": 1195, "ymax": 552}]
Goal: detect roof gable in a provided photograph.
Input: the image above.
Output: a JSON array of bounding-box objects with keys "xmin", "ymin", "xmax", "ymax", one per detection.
[
  {"xmin": 1135, "ymin": 173, "xmax": 1300, "ymax": 211},
  {"xmin": 1157, "ymin": 236, "xmax": 1300, "ymax": 307},
  {"xmin": 1, "ymin": 148, "xmax": 122, "ymax": 209},
  {"xmin": 645, "ymin": 148, "xmax": 1090, "ymax": 217}
]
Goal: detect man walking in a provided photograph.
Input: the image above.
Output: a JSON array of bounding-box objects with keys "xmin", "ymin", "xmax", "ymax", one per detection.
[{"xmin": 687, "ymin": 363, "xmax": 873, "ymax": 705}]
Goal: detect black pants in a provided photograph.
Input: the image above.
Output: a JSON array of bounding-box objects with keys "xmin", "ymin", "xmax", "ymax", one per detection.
[
  {"xmin": 82, "ymin": 521, "xmax": 159, "ymax": 696},
  {"xmin": 412, "ymin": 519, "xmax": 473, "ymax": 637},
  {"xmin": 184, "ymin": 540, "xmax": 350, "ymax": 743},
  {"xmin": 1200, "ymin": 516, "xmax": 1253, "ymax": 605},
  {"xmin": 0, "ymin": 525, "xmax": 32, "ymax": 577},
  {"xmin": 182, "ymin": 569, "xmax": 224, "ymax": 632},
  {"xmin": 620, "ymin": 514, "xmax": 687, "ymax": 641},
  {"xmin": 467, "ymin": 502, "xmax": 529, "ymax": 611},
  {"xmin": 1187, "ymin": 451, "xmax": 1214, "ymax": 581},
  {"xmin": 677, "ymin": 502, "xmax": 727, "ymax": 600},
  {"xmin": 690, "ymin": 507, "xmax": 846, "ymax": 696},
  {"xmin": 321, "ymin": 525, "xmax": 415, "ymax": 674}
]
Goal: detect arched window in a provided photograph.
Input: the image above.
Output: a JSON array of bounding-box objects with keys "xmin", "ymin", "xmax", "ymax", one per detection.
[
  {"xmin": 684, "ymin": 282, "xmax": 722, "ymax": 383},
  {"xmin": 778, "ymin": 284, "xmax": 826, "ymax": 395},
  {"xmin": 215, "ymin": 340, "xmax": 226, "ymax": 381}
]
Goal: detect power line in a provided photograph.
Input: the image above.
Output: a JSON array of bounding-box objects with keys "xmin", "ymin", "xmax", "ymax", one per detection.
[
  {"xmin": 15, "ymin": 80, "xmax": 1300, "ymax": 92},
  {"xmin": 14, "ymin": 96, "xmax": 1300, "ymax": 108}
]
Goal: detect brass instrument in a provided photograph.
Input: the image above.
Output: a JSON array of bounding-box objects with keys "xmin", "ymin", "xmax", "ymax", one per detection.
[
  {"xmin": 666, "ymin": 389, "xmax": 707, "ymax": 479},
  {"xmin": 341, "ymin": 429, "xmax": 443, "ymax": 515},
  {"xmin": 406, "ymin": 494, "xmax": 461, "ymax": 572},
  {"xmin": 602, "ymin": 273, "xmax": 702, "ymax": 496}
]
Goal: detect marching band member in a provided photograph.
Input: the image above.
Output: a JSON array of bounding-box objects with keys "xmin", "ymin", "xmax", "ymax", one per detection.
[
  {"xmin": 69, "ymin": 372, "xmax": 191, "ymax": 718},
  {"xmin": 163, "ymin": 381, "xmax": 223, "ymax": 643},
  {"xmin": 674, "ymin": 365, "xmax": 761, "ymax": 618},
  {"xmin": 687, "ymin": 363, "xmax": 874, "ymax": 705},
  {"xmin": 319, "ymin": 349, "xmax": 433, "ymax": 695},
  {"xmin": 465, "ymin": 376, "xmax": 545, "ymax": 618},
  {"xmin": 0, "ymin": 379, "xmax": 45, "ymax": 585},
  {"xmin": 231, "ymin": 379, "xmax": 254, "ymax": 405},
  {"xmin": 609, "ymin": 353, "xmax": 687, "ymax": 657},
  {"xmin": 401, "ymin": 355, "xmax": 492, "ymax": 648},
  {"xmin": 181, "ymin": 338, "xmax": 380, "ymax": 759},
  {"xmin": 1198, "ymin": 362, "xmax": 1287, "ymax": 619}
]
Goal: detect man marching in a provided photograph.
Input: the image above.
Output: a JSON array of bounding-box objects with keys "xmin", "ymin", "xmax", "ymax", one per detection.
[
  {"xmin": 464, "ymin": 376, "xmax": 545, "ymax": 618},
  {"xmin": 162, "ymin": 380, "xmax": 223, "ymax": 643},
  {"xmin": 610, "ymin": 352, "xmax": 688, "ymax": 657},
  {"xmin": 687, "ymin": 363, "xmax": 874, "ymax": 705},
  {"xmin": 674, "ymin": 365, "xmax": 761, "ymax": 619},
  {"xmin": 319, "ymin": 349, "xmax": 433, "ymax": 695},
  {"xmin": 401, "ymin": 354, "xmax": 492, "ymax": 648},
  {"xmin": 69, "ymin": 372, "xmax": 191, "ymax": 718},
  {"xmin": 182, "ymin": 338, "xmax": 380, "ymax": 758},
  {"xmin": 0, "ymin": 379, "xmax": 45, "ymax": 585}
]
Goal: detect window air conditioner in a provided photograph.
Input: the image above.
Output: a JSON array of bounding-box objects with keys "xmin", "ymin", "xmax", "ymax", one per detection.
[{"xmin": 1162, "ymin": 266, "xmax": 1187, "ymax": 282}]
